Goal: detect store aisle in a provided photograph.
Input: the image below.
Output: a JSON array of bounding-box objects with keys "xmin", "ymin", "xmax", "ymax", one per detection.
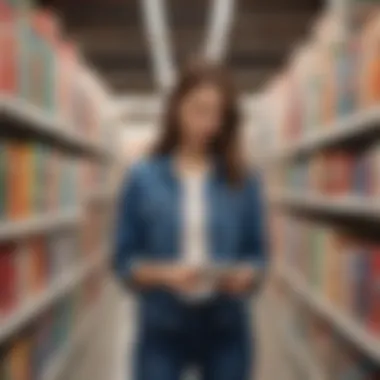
[{"xmin": 110, "ymin": 284, "xmax": 281, "ymax": 380}]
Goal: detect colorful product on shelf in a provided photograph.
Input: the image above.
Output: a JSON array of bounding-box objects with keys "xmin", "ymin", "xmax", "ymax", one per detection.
[
  {"xmin": 309, "ymin": 153, "xmax": 328, "ymax": 194},
  {"xmin": 257, "ymin": 10, "xmax": 380, "ymax": 153},
  {"xmin": 0, "ymin": 3, "xmax": 109, "ymax": 145},
  {"xmin": 335, "ymin": 38, "xmax": 359, "ymax": 118},
  {"xmin": 0, "ymin": 3, "xmax": 113, "ymax": 379},
  {"xmin": 0, "ymin": 142, "xmax": 7, "ymax": 219},
  {"xmin": 368, "ymin": 248, "xmax": 380, "ymax": 335},
  {"xmin": 28, "ymin": 235, "xmax": 48, "ymax": 295},
  {"xmin": 358, "ymin": 17, "xmax": 373, "ymax": 109},
  {"xmin": 368, "ymin": 144, "xmax": 380, "ymax": 196},
  {"xmin": 8, "ymin": 336, "xmax": 31, "ymax": 380},
  {"xmin": 281, "ymin": 144, "xmax": 380, "ymax": 199},
  {"xmin": 0, "ymin": 2, "xmax": 18, "ymax": 96},
  {"xmin": 0, "ymin": 243, "xmax": 17, "ymax": 317},
  {"xmin": 0, "ymin": 230, "xmax": 82, "ymax": 320},
  {"xmin": 29, "ymin": 10, "xmax": 60, "ymax": 113},
  {"xmin": 282, "ymin": 216, "xmax": 380, "ymax": 335},
  {"xmin": 325, "ymin": 151, "xmax": 354, "ymax": 196},
  {"xmin": 0, "ymin": 141, "xmax": 80, "ymax": 220},
  {"xmin": 257, "ymin": 6, "xmax": 380, "ymax": 379},
  {"xmin": 3, "ymin": 0, "xmax": 34, "ymax": 10},
  {"xmin": 0, "ymin": 275, "xmax": 104, "ymax": 380}
]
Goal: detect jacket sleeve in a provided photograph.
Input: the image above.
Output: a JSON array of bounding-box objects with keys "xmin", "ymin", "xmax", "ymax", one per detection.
[
  {"xmin": 113, "ymin": 166, "xmax": 145, "ymax": 287},
  {"xmin": 241, "ymin": 173, "xmax": 269, "ymax": 273}
]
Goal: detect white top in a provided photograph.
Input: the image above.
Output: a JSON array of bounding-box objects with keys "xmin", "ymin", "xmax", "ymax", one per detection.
[
  {"xmin": 181, "ymin": 170, "xmax": 208, "ymax": 266},
  {"xmin": 179, "ymin": 167, "xmax": 215, "ymax": 302}
]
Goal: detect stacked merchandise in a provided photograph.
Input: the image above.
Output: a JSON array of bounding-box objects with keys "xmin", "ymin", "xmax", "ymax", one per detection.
[
  {"xmin": 0, "ymin": 140, "xmax": 112, "ymax": 221},
  {"xmin": 0, "ymin": 273, "xmax": 107, "ymax": 380},
  {"xmin": 0, "ymin": 0, "xmax": 116, "ymax": 378},
  {"xmin": 283, "ymin": 144, "xmax": 380, "ymax": 197},
  {"xmin": 280, "ymin": 216, "xmax": 380, "ymax": 338},
  {"xmin": 0, "ymin": 0, "xmax": 110, "ymax": 147},
  {"xmin": 0, "ymin": 228, "xmax": 82, "ymax": 319},
  {"xmin": 0, "ymin": 141, "xmax": 80, "ymax": 220},
  {"xmin": 253, "ymin": 4, "xmax": 380, "ymax": 377},
  {"xmin": 256, "ymin": 9, "xmax": 380, "ymax": 156}
]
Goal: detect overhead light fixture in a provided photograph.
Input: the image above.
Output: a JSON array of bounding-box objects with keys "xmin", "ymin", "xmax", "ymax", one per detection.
[
  {"xmin": 204, "ymin": 0, "xmax": 236, "ymax": 62},
  {"xmin": 141, "ymin": 0, "xmax": 176, "ymax": 91}
]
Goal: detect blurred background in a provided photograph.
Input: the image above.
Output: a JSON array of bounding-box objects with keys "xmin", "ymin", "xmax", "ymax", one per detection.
[{"xmin": 1, "ymin": 0, "xmax": 380, "ymax": 379}]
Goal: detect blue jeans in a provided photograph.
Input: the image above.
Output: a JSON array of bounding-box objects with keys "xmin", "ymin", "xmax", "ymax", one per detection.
[{"xmin": 133, "ymin": 302, "xmax": 253, "ymax": 380}]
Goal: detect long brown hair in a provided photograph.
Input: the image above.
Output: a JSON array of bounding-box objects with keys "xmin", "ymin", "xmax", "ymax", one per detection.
[{"xmin": 154, "ymin": 60, "xmax": 245, "ymax": 185}]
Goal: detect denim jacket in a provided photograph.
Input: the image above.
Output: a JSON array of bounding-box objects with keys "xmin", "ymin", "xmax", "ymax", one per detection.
[{"xmin": 113, "ymin": 156, "xmax": 268, "ymax": 333}]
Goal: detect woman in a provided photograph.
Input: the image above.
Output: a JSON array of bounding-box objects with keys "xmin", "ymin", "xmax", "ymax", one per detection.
[{"xmin": 113, "ymin": 61, "xmax": 267, "ymax": 380}]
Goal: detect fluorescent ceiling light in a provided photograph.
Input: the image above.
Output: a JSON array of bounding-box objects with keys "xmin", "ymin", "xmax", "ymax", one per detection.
[
  {"xmin": 141, "ymin": 0, "xmax": 176, "ymax": 90},
  {"xmin": 204, "ymin": 0, "xmax": 236, "ymax": 62}
]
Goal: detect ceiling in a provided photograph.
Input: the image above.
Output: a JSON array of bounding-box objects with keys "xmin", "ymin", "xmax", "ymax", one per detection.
[{"xmin": 45, "ymin": 0, "xmax": 323, "ymax": 95}]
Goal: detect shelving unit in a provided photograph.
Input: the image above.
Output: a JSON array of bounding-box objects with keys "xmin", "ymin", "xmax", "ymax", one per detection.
[
  {"xmin": 279, "ymin": 266, "xmax": 380, "ymax": 364},
  {"xmin": 251, "ymin": 3, "xmax": 380, "ymax": 378},
  {"xmin": 270, "ymin": 193, "xmax": 380, "ymax": 220},
  {"xmin": 262, "ymin": 121, "xmax": 380, "ymax": 374},
  {"xmin": 0, "ymin": 5, "xmax": 121, "ymax": 378},
  {"xmin": 262, "ymin": 103, "xmax": 380, "ymax": 369},
  {"xmin": 0, "ymin": 96, "xmax": 111, "ymax": 160},
  {"xmin": 0, "ymin": 209, "xmax": 81, "ymax": 241},
  {"xmin": 262, "ymin": 106, "xmax": 380, "ymax": 162},
  {"xmin": 0, "ymin": 248, "xmax": 109, "ymax": 345}
]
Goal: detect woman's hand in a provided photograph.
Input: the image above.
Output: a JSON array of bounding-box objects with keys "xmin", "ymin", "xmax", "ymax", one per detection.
[
  {"xmin": 160, "ymin": 265, "xmax": 201, "ymax": 293},
  {"xmin": 217, "ymin": 267, "xmax": 258, "ymax": 295},
  {"xmin": 132, "ymin": 263, "xmax": 201, "ymax": 293}
]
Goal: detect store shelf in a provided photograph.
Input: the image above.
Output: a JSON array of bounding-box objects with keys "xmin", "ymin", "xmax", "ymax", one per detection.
[
  {"xmin": 42, "ymin": 284, "xmax": 111, "ymax": 380},
  {"xmin": 0, "ymin": 249, "xmax": 108, "ymax": 345},
  {"xmin": 0, "ymin": 96, "xmax": 110, "ymax": 159},
  {"xmin": 267, "ymin": 107, "xmax": 380, "ymax": 161},
  {"xmin": 279, "ymin": 266, "xmax": 380, "ymax": 363},
  {"xmin": 271, "ymin": 192, "xmax": 380, "ymax": 221},
  {"xmin": 0, "ymin": 210, "xmax": 81, "ymax": 241}
]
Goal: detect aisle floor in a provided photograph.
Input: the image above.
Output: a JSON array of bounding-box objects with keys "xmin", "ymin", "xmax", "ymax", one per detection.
[
  {"xmin": 112, "ymin": 293, "xmax": 136, "ymax": 380},
  {"xmin": 110, "ymin": 287, "xmax": 280, "ymax": 380}
]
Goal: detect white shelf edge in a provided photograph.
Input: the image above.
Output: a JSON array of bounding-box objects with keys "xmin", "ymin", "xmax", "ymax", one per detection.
[
  {"xmin": 41, "ymin": 283, "xmax": 111, "ymax": 380},
  {"xmin": 0, "ymin": 95, "xmax": 110, "ymax": 158},
  {"xmin": 264, "ymin": 107, "xmax": 380, "ymax": 160},
  {"xmin": 279, "ymin": 266, "xmax": 380, "ymax": 363},
  {"xmin": 0, "ymin": 249, "xmax": 108, "ymax": 345},
  {"xmin": 0, "ymin": 210, "xmax": 82, "ymax": 241},
  {"xmin": 271, "ymin": 193, "xmax": 380, "ymax": 220}
]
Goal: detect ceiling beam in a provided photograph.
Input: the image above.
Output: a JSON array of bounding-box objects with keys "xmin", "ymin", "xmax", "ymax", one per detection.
[
  {"xmin": 106, "ymin": 72, "xmax": 155, "ymax": 93},
  {"xmin": 85, "ymin": 53, "xmax": 150, "ymax": 72},
  {"xmin": 239, "ymin": 0, "xmax": 322, "ymax": 12}
]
